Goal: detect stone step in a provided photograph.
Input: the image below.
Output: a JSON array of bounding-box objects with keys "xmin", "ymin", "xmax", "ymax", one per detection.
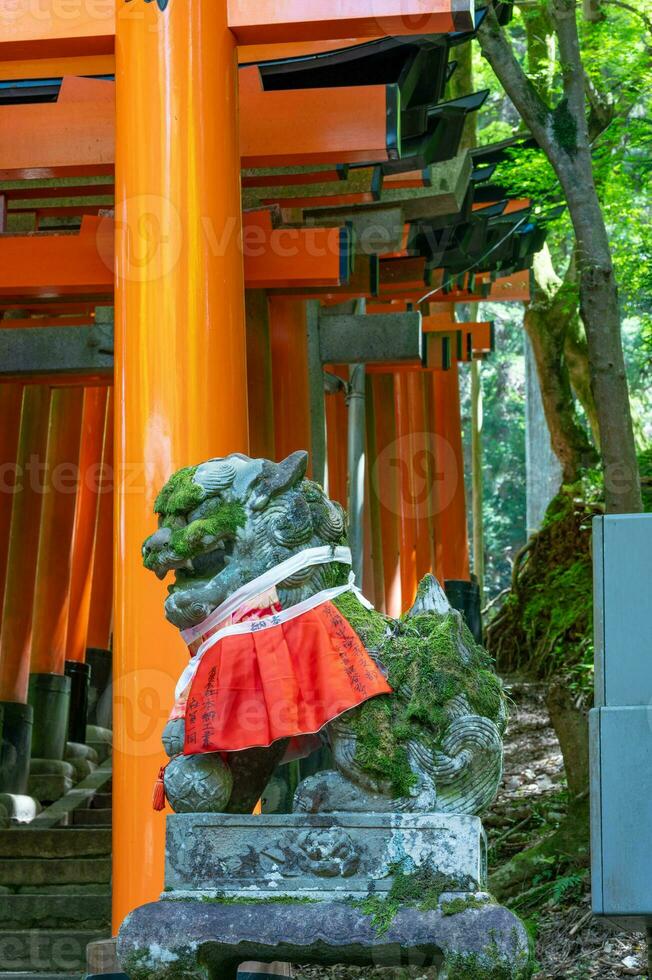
[
  {"xmin": 72, "ymin": 808, "xmax": 112, "ymax": 827},
  {"xmin": 0, "ymin": 974, "xmax": 83, "ymax": 979},
  {"xmin": 0, "ymin": 893, "xmax": 111, "ymax": 929},
  {"xmin": 16, "ymin": 883, "xmax": 111, "ymax": 895},
  {"xmin": 90, "ymin": 793, "xmax": 112, "ymax": 810},
  {"xmin": 0, "ymin": 829, "xmax": 111, "ymax": 859},
  {"xmin": 0, "ymin": 857, "xmax": 111, "ymax": 887},
  {"xmin": 0, "ymin": 929, "xmax": 109, "ymax": 971}
]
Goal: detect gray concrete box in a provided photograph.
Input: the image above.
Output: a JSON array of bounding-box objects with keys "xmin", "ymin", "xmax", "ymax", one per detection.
[
  {"xmin": 591, "ymin": 514, "xmax": 652, "ymax": 927},
  {"xmin": 590, "ymin": 705, "xmax": 652, "ymax": 927},
  {"xmin": 163, "ymin": 812, "xmax": 487, "ymax": 901},
  {"xmin": 593, "ymin": 514, "xmax": 652, "ymax": 707}
]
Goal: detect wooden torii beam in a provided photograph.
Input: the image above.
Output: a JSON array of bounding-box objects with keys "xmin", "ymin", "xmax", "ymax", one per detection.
[
  {"xmin": 0, "ymin": 0, "xmax": 472, "ymax": 59},
  {"xmin": 0, "ymin": 74, "xmax": 399, "ymax": 174},
  {"xmin": 0, "ymin": 213, "xmax": 353, "ymax": 300}
]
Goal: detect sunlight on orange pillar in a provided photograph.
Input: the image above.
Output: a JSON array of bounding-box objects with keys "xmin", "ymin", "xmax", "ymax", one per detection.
[
  {"xmin": 87, "ymin": 390, "xmax": 114, "ymax": 652},
  {"xmin": 432, "ymin": 362, "xmax": 470, "ymax": 582},
  {"xmin": 65, "ymin": 387, "xmax": 109, "ymax": 664},
  {"xmin": 0, "ymin": 386, "xmax": 50, "ymax": 703},
  {"xmin": 114, "ymin": 0, "xmax": 248, "ymax": 930},
  {"xmin": 30, "ymin": 387, "xmax": 84, "ymax": 677},
  {"xmin": 269, "ymin": 296, "xmax": 311, "ymax": 467},
  {"xmin": 393, "ymin": 373, "xmax": 418, "ymax": 609},
  {"xmin": 0, "ymin": 384, "xmax": 23, "ymax": 607},
  {"xmin": 370, "ymin": 374, "xmax": 402, "ymax": 618}
]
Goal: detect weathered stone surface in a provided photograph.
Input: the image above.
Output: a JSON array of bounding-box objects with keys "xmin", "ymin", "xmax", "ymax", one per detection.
[
  {"xmin": 17, "ymin": 882, "xmax": 111, "ymax": 895},
  {"xmin": 0, "ymin": 828, "xmax": 111, "ymax": 859},
  {"xmin": 118, "ymin": 898, "xmax": 531, "ymax": 980},
  {"xmin": 65, "ymin": 742, "xmax": 99, "ymax": 763},
  {"xmin": 86, "ymin": 726, "xmax": 112, "ymax": 763},
  {"xmin": 27, "ymin": 774, "xmax": 73, "ymax": 803},
  {"xmin": 0, "ymin": 927, "xmax": 109, "ymax": 971},
  {"xmin": 0, "ymin": 893, "xmax": 111, "ymax": 929},
  {"xmin": 68, "ymin": 757, "xmax": 98, "ymax": 781},
  {"xmin": 0, "ymin": 856, "xmax": 111, "ymax": 887},
  {"xmin": 86, "ymin": 726, "xmax": 112, "ymax": 745},
  {"xmin": 0, "ymin": 794, "xmax": 41, "ymax": 824},
  {"xmin": 164, "ymin": 813, "xmax": 487, "ymax": 901},
  {"xmin": 87, "ymin": 935, "xmax": 119, "ymax": 973},
  {"xmin": 74, "ymin": 807, "xmax": 111, "ymax": 827},
  {"xmin": 29, "ymin": 759, "xmax": 75, "ymax": 778}
]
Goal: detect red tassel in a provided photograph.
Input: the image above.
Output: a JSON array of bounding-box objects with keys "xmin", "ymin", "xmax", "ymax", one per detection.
[{"xmin": 152, "ymin": 765, "xmax": 167, "ymax": 812}]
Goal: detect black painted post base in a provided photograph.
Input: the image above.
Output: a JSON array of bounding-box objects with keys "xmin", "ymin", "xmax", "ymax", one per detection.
[
  {"xmin": 28, "ymin": 672, "xmax": 71, "ymax": 760},
  {"xmin": 65, "ymin": 659, "xmax": 91, "ymax": 744},
  {"xmin": 0, "ymin": 700, "xmax": 33, "ymax": 794}
]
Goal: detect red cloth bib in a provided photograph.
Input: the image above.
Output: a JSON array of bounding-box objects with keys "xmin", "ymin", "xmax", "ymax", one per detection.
[{"xmin": 183, "ymin": 600, "xmax": 392, "ymax": 755}]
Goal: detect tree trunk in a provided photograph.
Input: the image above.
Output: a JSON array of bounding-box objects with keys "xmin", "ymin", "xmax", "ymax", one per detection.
[
  {"xmin": 524, "ymin": 249, "xmax": 597, "ymax": 482},
  {"xmin": 546, "ymin": 682, "xmax": 590, "ymax": 798},
  {"xmin": 555, "ymin": 155, "xmax": 641, "ymax": 511},
  {"xmin": 564, "ymin": 316, "xmax": 601, "ymax": 448},
  {"xmin": 478, "ymin": 1, "xmax": 642, "ymax": 514}
]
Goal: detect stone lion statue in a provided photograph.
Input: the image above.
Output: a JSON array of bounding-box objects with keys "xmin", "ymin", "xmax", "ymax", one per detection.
[{"xmin": 143, "ymin": 451, "xmax": 506, "ymax": 817}]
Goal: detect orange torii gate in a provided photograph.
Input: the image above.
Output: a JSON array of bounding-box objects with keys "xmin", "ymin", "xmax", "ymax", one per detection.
[{"xmin": 0, "ymin": 0, "xmax": 539, "ymax": 942}]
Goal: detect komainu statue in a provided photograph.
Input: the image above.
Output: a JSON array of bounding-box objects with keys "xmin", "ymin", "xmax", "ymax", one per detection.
[{"xmin": 143, "ymin": 451, "xmax": 506, "ymax": 817}]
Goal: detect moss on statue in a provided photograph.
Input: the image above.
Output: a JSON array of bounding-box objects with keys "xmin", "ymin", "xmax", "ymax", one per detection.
[
  {"xmin": 155, "ymin": 465, "xmax": 204, "ymax": 515},
  {"xmin": 169, "ymin": 502, "xmax": 246, "ymax": 559},
  {"xmin": 441, "ymin": 895, "xmax": 488, "ymax": 916},
  {"xmin": 444, "ymin": 941, "xmax": 534, "ymax": 980},
  {"xmin": 353, "ymin": 864, "xmax": 477, "ymax": 935},
  {"xmin": 334, "ymin": 591, "xmax": 505, "ymax": 797}
]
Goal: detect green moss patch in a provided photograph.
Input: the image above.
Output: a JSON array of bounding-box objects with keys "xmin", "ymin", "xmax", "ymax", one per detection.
[
  {"xmin": 334, "ymin": 591, "xmax": 505, "ymax": 797},
  {"xmin": 486, "ymin": 481, "xmax": 602, "ymax": 687},
  {"xmin": 444, "ymin": 947, "xmax": 533, "ymax": 980},
  {"xmin": 155, "ymin": 466, "xmax": 205, "ymax": 515},
  {"xmin": 353, "ymin": 864, "xmax": 477, "ymax": 935},
  {"xmin": 169, "ymin": 502, "xmax": 246, "ymax": 559},
  {"xmin": 441, "ymin": 895, "xmax": 487, "ymax": 916}
]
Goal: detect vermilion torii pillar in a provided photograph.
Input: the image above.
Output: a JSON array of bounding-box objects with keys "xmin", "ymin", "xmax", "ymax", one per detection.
[
  {"xmin": 66, "ymin": 388, "xmax": 109, "ymax": 665},
  {"xmin": 0, "ymin": 384, "xmax": 22, "ymax": 606},
  {"xmin": 114, "ymin": 0, "xmax": 248, "ymax": 929},
  {"xmin": 0, "ymin": 386, "xmax": 50, "ymax": 793},
  {"xmin": 29, "ymin": 387, "xmax": 84, "ymax": 763},
  {"xmin": 86, "ymin": 390, "xmax": 114, "ymax": 655}
]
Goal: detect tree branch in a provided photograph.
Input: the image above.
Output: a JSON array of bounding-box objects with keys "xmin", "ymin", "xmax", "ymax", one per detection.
[
  {"xmin": 583, "ymin": 69, "xmax": 615, "ymax": 141},
  {"xmin": 600, "ymin": 0, "xmax": 652, "ymax": 34},
  {"xmin": 551, "ymin": 0, "xmax": 588, "ymax": 139},
  {"xmin": 477, "ymin": 6, "xmax": 554, "ymax": 153}
]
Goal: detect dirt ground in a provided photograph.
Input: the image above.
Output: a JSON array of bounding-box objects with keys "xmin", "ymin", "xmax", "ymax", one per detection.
[{"xmin": 292, "ymin": 681, "xmax": 649, "ymax": 980}]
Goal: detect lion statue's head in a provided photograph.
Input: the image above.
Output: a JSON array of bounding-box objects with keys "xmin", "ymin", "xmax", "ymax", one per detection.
[{"xmin": 142, "ymin": 451, "xmax": 348, "ymax": 630}]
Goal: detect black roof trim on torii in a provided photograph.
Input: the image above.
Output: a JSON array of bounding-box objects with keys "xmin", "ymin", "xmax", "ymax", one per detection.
[{"xmin": 250, "ymin": 10, "xmax": 490, "ymax": 111}]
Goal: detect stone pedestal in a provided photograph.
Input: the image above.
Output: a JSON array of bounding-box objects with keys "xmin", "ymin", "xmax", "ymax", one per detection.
[{"xmin": 118, "ymin": 814, "xmax": 532, "ymax": 979}]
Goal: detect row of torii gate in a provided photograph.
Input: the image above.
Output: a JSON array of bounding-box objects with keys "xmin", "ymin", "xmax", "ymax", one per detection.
[{"xmin": 0, "ymin": 0, "xmax": 540, "ymax": 935}]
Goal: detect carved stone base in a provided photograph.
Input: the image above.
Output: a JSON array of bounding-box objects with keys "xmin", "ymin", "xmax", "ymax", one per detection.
[
  {"xmin": 163, "ymin": 812, "xmax": 487, "ymax": 901},
  {"xmin": 117, "ymin": 814, "xmax": 532, "ymax": 979},
  {"xmin": 118, "ymin": 898, "xmax": 531, "ymax": 979}
]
